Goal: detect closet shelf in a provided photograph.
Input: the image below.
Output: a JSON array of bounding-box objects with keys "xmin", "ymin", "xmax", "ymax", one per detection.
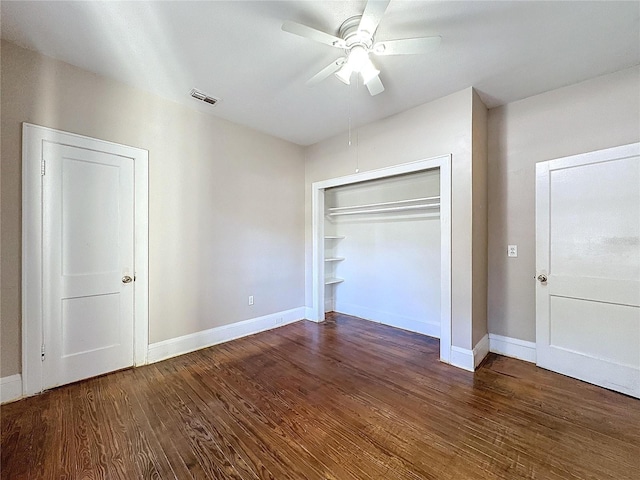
[
  {"xmin": 324, "ymin": 236, "xmax": 346, "ymax": 239},
  {"xmin": 324, "ymin": 277, "xmax": 344, "ymax": 285},
  {"xmin": 328, "ymin": 196, "xmax": 439, "ymax": 211},
  {"xmin": 325, "ymin": 257, "xmax": 345, "ymax": 262},
  {"xmin": 328, "ymin": 203, "xmax": 440, "ymax": 216},
  {"xmin": 327, "ymin": 196, "xmax": 440, "ymax": 216}
]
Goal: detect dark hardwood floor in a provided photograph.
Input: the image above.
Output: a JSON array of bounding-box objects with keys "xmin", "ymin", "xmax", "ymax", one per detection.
[{"xmin": 2, "ymin": 313, "xmax": 639, "ymax": 479}]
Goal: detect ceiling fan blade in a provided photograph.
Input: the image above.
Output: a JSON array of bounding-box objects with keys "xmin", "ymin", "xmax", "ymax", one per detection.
[
  {"xmin": 373, "ymin": 36, "xmax": 442, "ymax": 55},
  {"xmin": 306, "ymin": 58, "xmax": 346, "ymax": 86},
  {"xmin": 358, "ymin": 0, "xmax": 391, "ymax": 35},
  {"xmin": 282, "ymin": 21, "xmax": 346, "ymax": 48},
  {"xmin": 366, "ymin": 75, "xmax": 385, "ymax": 96}
]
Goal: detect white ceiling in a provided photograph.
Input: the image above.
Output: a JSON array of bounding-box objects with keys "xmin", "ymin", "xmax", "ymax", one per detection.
[{"xmin": 1, "ymin": 1, "xmax": 639, "ymax": 146}]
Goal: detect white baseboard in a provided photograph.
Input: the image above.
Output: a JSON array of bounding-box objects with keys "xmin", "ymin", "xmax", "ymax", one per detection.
[
  {"xmin": 1, "ymin": 374, "xmax": 23, "ymax": 404},
  {"xmin": 489, "ymin": 333, "xmax": 536, "ymax": 363},
  {"xmin": 474, "ymin": 334, "xmax": 490, "ymax": 368},
  {"xmin": 335, "ymin": 301, "xmax": 440, "ymax": 338},
  {"xmin": 304, "ymin": 307, "xmax": 322, "ymax": 322},
  {"xmin": 449, "ymin": 334, "xmax": 489, "ymax": 372},
  {"xmin": 450, "ymin": 346, "xmax": 474, "ymax": 372},
  {"xmin": 147, "ymin": 307, "xmax": 305, "ymax": 364}
]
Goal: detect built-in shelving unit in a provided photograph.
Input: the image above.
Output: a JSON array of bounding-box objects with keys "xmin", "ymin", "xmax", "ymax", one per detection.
[
  {"xmin": 324, "ymin": 236, "xmax": 345, "ymax": 290},
  {"xmin": 327, "ymin": 196, "xmax": 440, "ymax": 216}
]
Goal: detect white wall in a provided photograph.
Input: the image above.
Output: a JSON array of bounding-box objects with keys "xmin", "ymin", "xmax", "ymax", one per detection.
[
  {"xmin": 326, "ymin": 170, "xmax": 441, "ymax": 336},
  {"xmin": 487, "ymin": 66, "xmax": 640, "ymax": 342},
  {"xmin": 0, "ymin": 41, "xmax": 305, "ymax": 377},
  {"xmin": 305, "ymin": 87, "xmax": 488, "ymax": 350}
]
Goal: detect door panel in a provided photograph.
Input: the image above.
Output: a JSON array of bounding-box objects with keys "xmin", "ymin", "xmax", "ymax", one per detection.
[
  {"xmin": 62, "ymin": 294, "xmax": 121, "ymax": 357},
  {"xmin": 43, "ymin": 142, "xmax": 134, "ymax": 388},
  {"xmin": 549, "ymin": 157, "xmax": 639, "ymax": 280},
  {"xmin": 536, "ymin": 144, "xmax": 640, "ymax": 398},
  {"xmin": 61, "ymin": 158, "xmax": 120, "ymax": 275},
  {"xmin": 549, "ymin": 296, "xmax": 639, "ymax": 367}
]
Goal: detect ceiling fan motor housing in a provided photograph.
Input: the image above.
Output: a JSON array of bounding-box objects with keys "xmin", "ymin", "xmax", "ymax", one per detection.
[{"xmin": 339, "ymin": 15, "xmax": 374, "ymax": 52}]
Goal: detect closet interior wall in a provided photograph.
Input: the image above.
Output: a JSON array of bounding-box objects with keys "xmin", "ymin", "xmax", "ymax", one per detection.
[{"xmin": 324, "ymin": 169, "xmax": 441, "ymax": 337}]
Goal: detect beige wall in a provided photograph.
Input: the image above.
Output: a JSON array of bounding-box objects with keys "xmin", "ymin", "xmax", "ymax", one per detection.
[
  {"xmin": 471, "ymin": 90, "xmax": 489, "ymax": 346},
  {"xmin": 0, "ymin": 41, "xmax": 305, "ymax": 377},
  {"xmin": 305, "ymin": 87, "xmax": 487, "ymax": 350},
  {"xmin": 487, "ymin": 66, "xmax": 640, "ymax": 342}
]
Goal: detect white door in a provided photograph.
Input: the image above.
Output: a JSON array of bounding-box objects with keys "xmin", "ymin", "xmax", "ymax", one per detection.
[
  {"xmin": 42, "ymin": 142, "xmax": 135, "ymax": 388},
  {"xmin": 536, "ymin": 143, "xmax": 640, "ymax": 398}
]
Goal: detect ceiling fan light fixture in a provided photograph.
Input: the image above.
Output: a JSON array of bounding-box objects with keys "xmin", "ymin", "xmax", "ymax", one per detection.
[
  {"xmin": 348, "ymin": 46, "xmax": 370, "ymax": 71},
  {"xmin": 360, "ymin": 60, "xmax": 380, "ymax": 85},
  {"xmin": 337, "ymin": 45, "xmax": 378, "ymax": 85},
  {"xmin": 335, "ymin": 63, "xmax": 353, "ymax": 84}
]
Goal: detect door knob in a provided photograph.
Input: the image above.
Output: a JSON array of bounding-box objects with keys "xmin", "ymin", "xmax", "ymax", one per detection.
[
  {"xmin": 122, "ymin": 275, "xmax": 133, "ymax": 284},
  {"xmin": 537, "ymin": 274, "xmax": 547, "ymax": 283}
]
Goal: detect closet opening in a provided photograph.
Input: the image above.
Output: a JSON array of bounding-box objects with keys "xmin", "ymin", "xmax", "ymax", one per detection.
[{"xmin": 311, "ymin": 155, "xmax": 452, "ymax": 363}]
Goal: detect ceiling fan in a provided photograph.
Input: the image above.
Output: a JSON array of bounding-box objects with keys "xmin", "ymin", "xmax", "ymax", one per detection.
[{"xmin": 282, "ymin": 0, "xmax": 441, "ymax": 96}]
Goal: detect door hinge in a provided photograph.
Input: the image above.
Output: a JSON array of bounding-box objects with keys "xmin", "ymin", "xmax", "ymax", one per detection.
[
  {"xmin": 41, "ymin": 159, "xmax": 46, "ymax": 176},
  {"xmin": 41, "ymin": 343, "xmax": 45, "ymax": 361}
]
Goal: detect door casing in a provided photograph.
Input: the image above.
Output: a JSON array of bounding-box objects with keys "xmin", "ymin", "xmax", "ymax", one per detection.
[{"xmin": 22, "ymin": 123, "xmax": 149, "ymax": 396}]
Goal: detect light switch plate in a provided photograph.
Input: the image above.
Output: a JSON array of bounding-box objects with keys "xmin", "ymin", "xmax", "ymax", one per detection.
[{"xmin": 508, "ymin": 245, "xmax": 518, "ymax": 257}]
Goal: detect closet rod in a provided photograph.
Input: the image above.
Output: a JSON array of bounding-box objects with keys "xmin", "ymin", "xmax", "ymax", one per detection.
[
  {"xmin": 328, "ymin": 203, "xmax": 440, "ymax": 216},
  {"xmin": 327, "ymin": 196, "xmax": 440, "ymax": 212}
]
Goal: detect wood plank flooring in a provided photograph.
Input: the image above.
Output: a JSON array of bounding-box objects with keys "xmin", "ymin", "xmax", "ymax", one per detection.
[{"xmin": 2, "ymin": 313, "xmax": 639, "ymax": 479}]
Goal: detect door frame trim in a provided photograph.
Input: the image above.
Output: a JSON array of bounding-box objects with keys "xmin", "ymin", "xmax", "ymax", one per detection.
[
  {"xmin": 22, "ymin": 123, "xmax": 149, "ymax": 396},
  {"xmin": 310, "ymin": 154, "xmax": 452, "ymax": 364}
]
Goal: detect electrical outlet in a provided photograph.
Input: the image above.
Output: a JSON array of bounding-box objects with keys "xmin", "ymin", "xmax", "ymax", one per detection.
[
  {"xmin": 275, "ymin": 317, "xmax": 284, "ymax": 325},
  {"xmin": 507, "ymin": 245, "xmax": 518, "ymax": 257},
  {"xmin": 248, "ymin": 295, "xmax": 254, "ymax": 306}
]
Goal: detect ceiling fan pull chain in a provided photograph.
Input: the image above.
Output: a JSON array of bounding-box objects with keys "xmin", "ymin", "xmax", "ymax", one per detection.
[
  {"xmin": 348, "ymin": 97, "xmax": 352, "ymax": 148},
  {"xmin": 356, "ymin": 129, "xmax": 360, "ymax": 173},
  {"xmin": 355, "ymin": 78, "xmax": 360, "ymax": 173}
]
